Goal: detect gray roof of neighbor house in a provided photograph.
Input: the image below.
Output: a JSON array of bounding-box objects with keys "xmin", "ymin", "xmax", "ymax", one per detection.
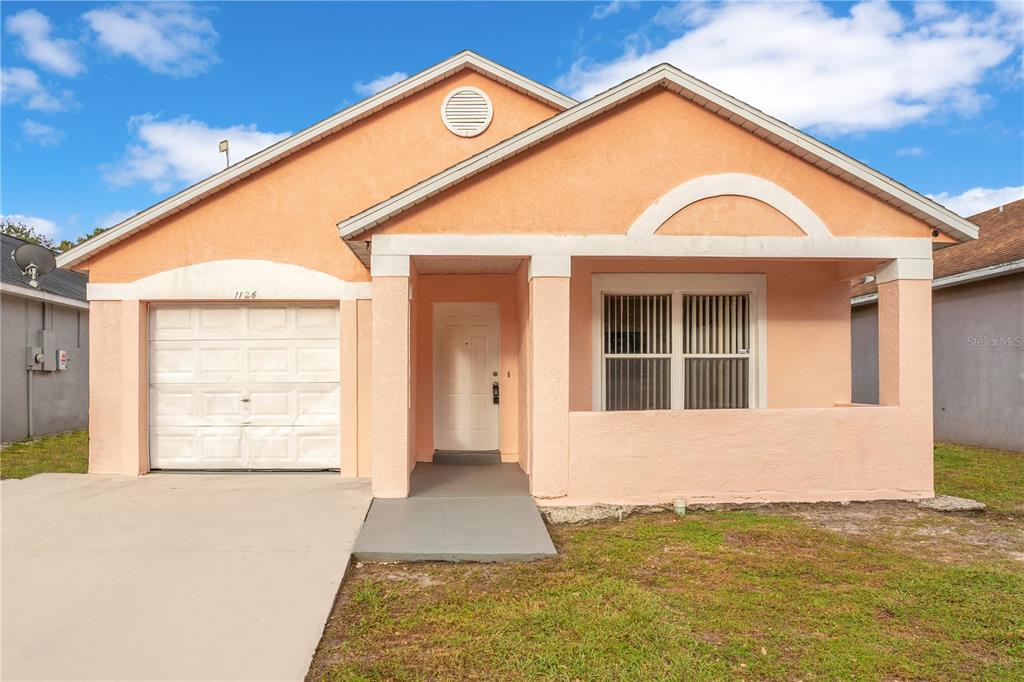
[{"xmin": 2, "ymin": 233, "xmax": 88, "ymax": 301}]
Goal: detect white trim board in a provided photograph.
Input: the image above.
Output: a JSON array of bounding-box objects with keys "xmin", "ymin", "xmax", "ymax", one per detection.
[
  {"xmin": 87, "ymin": 260, "xmax": 372, "ymax": 301},
  {"xmin": 56, "ymin": 51, "xmax": 575, "ymax": 269},
  {"xmin": 0, "ymin": 282, "xmax": 89, "ymax": 310},
  {"xmin": 851, "ymin": 258, "xmax": 1024, "ymax": 307},
  {"xmin": 371, "ymin": 233, "xmax": 934, "ymax": 261},
  {"xmin": 338, "ymin": 64, "xmax": 978, "ymax": 244}
]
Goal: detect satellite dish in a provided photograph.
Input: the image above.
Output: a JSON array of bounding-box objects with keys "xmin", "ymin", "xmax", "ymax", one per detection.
[{"xmin": 11, "ymin": 243, "xmax": 57, "ymax": 289}]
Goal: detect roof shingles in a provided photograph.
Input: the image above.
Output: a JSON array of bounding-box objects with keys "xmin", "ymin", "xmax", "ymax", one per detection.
[
  {"xmin": 2, "ymin": 234, "xmax": 87, "ymax": 301},
  {"xmin": 851, "ymin": 198, "xmax": 1024, "ymax": 299}
]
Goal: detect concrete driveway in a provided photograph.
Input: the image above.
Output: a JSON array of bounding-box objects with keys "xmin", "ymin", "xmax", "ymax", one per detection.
[{"xmin": 2, "ymin": 473, "xmax": 370, "ymax": 681}]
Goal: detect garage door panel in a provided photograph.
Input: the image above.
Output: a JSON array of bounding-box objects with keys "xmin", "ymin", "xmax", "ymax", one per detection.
[
  {"xmin": 151, "ymin": 383, "xmax": 339, "ymax": 427},
  {"xmin": 243, "ymin": 427, "xmax": 339, "ymax": 469},
  {"xmin": 150, "ymin": 426, "xmax": 245, "ymax": 469},
  {"xmin": 151, "ymin": 426, "xmax": 339, "ymax": 469},
  {"xmin": 294, "ymin": 386, "xmax": 340, "ymax": 425},
  {"xmin": 149, "ymin": 303, "xmax": 341, "ymax": 470},
  {"xmin": 151, "ymin": 304, "xmax": 339, "ymax": 341},
  {"xmin": 150, "ymin": 340, "xmax": 339, "ymax": 384}
]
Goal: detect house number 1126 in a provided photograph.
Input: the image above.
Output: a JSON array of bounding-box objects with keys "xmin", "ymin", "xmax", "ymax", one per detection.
[{"xmin": 234, "ymin": 290, "xmax": 258, "ymax": 299}]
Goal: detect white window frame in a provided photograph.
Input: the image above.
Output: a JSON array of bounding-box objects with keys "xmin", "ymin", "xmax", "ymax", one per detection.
[{"xmin": 591, "ymin": 273, "xmax": 767, "ymax": 411}]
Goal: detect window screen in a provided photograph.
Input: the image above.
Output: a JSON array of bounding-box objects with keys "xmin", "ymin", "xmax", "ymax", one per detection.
[
  {"xmin": 603, "ymin": 294, "xmax": 671, "ymax": 411},
  {"xmin": 682, "ymin": 295, "xmax": 750, "ymax": 409}
]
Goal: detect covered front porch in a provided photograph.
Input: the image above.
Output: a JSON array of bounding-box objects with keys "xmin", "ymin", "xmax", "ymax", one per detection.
[{"xmin": 368, "ymin": 250, "xmax": 935, "ymax": 506}]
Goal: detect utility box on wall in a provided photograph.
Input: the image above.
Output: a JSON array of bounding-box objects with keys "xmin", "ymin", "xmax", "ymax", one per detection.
[{"xmin": 26, "ymin": 330, "xmax": 65, "ymax": 372}]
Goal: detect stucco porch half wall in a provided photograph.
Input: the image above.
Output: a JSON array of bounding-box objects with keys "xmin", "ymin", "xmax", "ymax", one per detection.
[{"xmin": 59, "ymin": 52, "xmax": 975, "ymax": 507}]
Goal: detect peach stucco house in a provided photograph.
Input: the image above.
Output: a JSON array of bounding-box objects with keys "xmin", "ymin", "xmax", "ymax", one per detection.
[{"xmin": 58, "ymin": 51, "xmax": 979, "ymax": 507}]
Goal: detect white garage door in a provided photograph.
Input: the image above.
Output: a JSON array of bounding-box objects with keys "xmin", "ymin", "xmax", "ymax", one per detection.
[{"xmin": 149, "ymin": 304, "xmax": 341, "ymax": 470}]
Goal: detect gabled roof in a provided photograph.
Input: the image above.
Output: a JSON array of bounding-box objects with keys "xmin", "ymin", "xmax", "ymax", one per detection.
[
  {"xmin": 852, "ymin": 198, "xmax": 1024, "ymax": 302},
  {"xmin": 338, "ymin": 63, "xmax": 980, "ymax": 245},
  {"xmin": 2, "ymin": 233, "xmax": 87, "ymax": 301},
  {"xmin": 57, "ymin": 51, "xmax": 576, "ymax": 269}
]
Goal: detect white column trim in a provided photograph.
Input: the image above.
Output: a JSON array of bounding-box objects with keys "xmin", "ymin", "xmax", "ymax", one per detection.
[
  {"xmin": 528, "ymin": 255, "xmax": 571, "ymax": 279},
  {"xmin": 627, "ymin": 173, "xmax": 831, "ymax": 238},
  {"xmin": 876, "ymin": 258, "xmax": 933, "ymax": 283},
  {"xmin": 86, "ymin": 259, "xmax": 372, "ymax": 301},
  {"xmin": 370, "ymin": 253, "xmax": 411, "ymax": 277}
]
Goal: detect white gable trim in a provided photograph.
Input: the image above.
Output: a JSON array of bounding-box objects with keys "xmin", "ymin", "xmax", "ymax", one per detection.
[
  {"xmin": 373, "ymin": 233, "xmax": 932, "ymax": 261},
  {"xmin": 627, "ymin": 173, "xmax": 829, "ymax": 239},
  {"xmin": 338, "ymin": 65, "xmax": 978, "ymax": 243},
  {"xmin": 86, "ymin": 260, "xmax": 372, "ymax": 301},
  {"xmin": 57, "ymin": 51, "xmax": 575, "ymax": 270}
]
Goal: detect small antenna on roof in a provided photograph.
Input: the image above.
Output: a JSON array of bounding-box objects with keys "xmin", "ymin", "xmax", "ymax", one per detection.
[{"xmin": 219, "ymin": 139, "xmax": 230, "ymax": 168}]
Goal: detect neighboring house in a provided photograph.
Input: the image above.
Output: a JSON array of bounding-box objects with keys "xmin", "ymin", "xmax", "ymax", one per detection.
[
  {"xmin": 57, "ymin": 51, "xmax": 980, "ymax": 505},
  {"xmin": 852, "ymin": 199, "xmax": 1024, "ymax": 452},
  {"xmin": 1, "ymin": 233, "xmax": 89, "ymax": 442}
]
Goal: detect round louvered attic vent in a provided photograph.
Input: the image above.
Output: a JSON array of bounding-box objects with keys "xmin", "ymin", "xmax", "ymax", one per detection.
[{"xmin": 441, "ymin": 86, "xmax": 493, "ymax": 137}]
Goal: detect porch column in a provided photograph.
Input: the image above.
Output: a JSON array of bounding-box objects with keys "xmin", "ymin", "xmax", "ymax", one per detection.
[
  {"xmin": 877, "ymin": 257, "xmax": 934, "ymax": 495},
  {"xmin": 877, "ymin": 258, "xmax": 933, "ymax": 411},
  {"xmin": 528, "ymin": 256, "xmax": 571, "ymax": 498},
  {"xmin": 371, "ymin": 255, "xmax": 411, "ymax": 498},
  {"xmin": 88, "ymin": 299, "xmax": 148, "ymax": 475}
]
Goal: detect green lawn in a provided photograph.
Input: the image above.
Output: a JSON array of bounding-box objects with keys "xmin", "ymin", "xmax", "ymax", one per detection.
[
  {"xmin": 935, "ymin": 442, "xmax": 1024, "ymax": 515},
  {"xmin": 0, "ymin": 430, "xmax": 88, "ymax": 479},
  {"xmin": 309, "ymin": 443, "xmax": 1024, "ymax": 681}
]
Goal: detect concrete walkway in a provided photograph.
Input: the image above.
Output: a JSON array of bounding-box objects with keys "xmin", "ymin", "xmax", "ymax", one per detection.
[
  {"xmin": 1, "ymin": 473, "xmax": 371, "ymax": 681},
  {"xmin": 353, "ymin": 463, "xmax": 557, "ymax": 562}
]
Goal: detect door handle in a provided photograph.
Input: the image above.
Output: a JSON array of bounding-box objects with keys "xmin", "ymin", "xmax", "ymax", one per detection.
[{"xmin": 492, "ymin": 381, "xmax": 500, "ymax": 405}]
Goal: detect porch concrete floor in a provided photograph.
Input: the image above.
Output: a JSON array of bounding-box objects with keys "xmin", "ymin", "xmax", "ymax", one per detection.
[{"xmin": 352, "ymin": 463, "xmax": 557, "ymax": 562}]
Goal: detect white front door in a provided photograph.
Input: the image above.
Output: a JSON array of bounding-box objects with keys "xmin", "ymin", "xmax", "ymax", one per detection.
[
  {"xmin": 148, "ymin": 303, "xmax": 341, "ymax": 470},
  {"xmin": 433, "ymin": 302, "xmax": 500, "ymax": 451}
]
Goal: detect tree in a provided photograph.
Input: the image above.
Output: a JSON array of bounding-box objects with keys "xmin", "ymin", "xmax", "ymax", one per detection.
[
  {"xmin": 58, "ymin": 226, "xmax": 107, "ymax": 253},
  {"xmin": 2, "ymin": 217, "xmax": 109, "ymax": 253},
  {"xmin": 1, "ymin": 218, "xmax": 56, "ymax": 249}
]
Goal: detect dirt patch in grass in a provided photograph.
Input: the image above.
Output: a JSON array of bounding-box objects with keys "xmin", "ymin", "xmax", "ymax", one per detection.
[{"xmin": 763, "ymin": 501, "xmax": 1024, "ymax": 566}]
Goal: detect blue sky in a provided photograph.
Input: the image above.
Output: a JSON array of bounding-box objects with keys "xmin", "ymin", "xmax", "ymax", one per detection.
[{"xmin": 2, "ymin": 1, "xmax": 1022, "ymax": 243}]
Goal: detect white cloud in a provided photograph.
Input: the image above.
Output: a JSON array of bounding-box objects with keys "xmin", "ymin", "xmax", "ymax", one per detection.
[
  {"xmin": 5, "ymin": 9, "xmax": 84, "ymax": 77},
  {"xmin": 592, "ymin": 1, "xmax": 635, "ymax": 21},
  {"xmin": 0, "ymin": 67, "xmax": 72, "ymax": 112},
  {"xmin": 353, "ymin": 71, "xmax": 408, "ymax": 97},
  {"xmin": 896, "ymin": 146, "xmax": 925, "ymax": 157},
  {"xmin": 928, "ymin": 185, "xmax": 1024, "ymax": 217},
  {"xmin": 1, "ymin": 213, "xmax": 60, "ymax": 238},
  {"xmin": 22, "ymin": 119, "xmax": 64, "ymax": 147},
  {"xmin": 83, "ymin": 3, "xmax": 219, "ymax": 77},
  {"xmin": 95, "ymin": 209, "xmax": 138, "ymax": 228},
  {"xmin": 558, "ymin": 1, "xmax": 1019, "ymax": 133},
  {"xmin": 103, "ymin": 114, "xmax": 290, "ymax": 192}
]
